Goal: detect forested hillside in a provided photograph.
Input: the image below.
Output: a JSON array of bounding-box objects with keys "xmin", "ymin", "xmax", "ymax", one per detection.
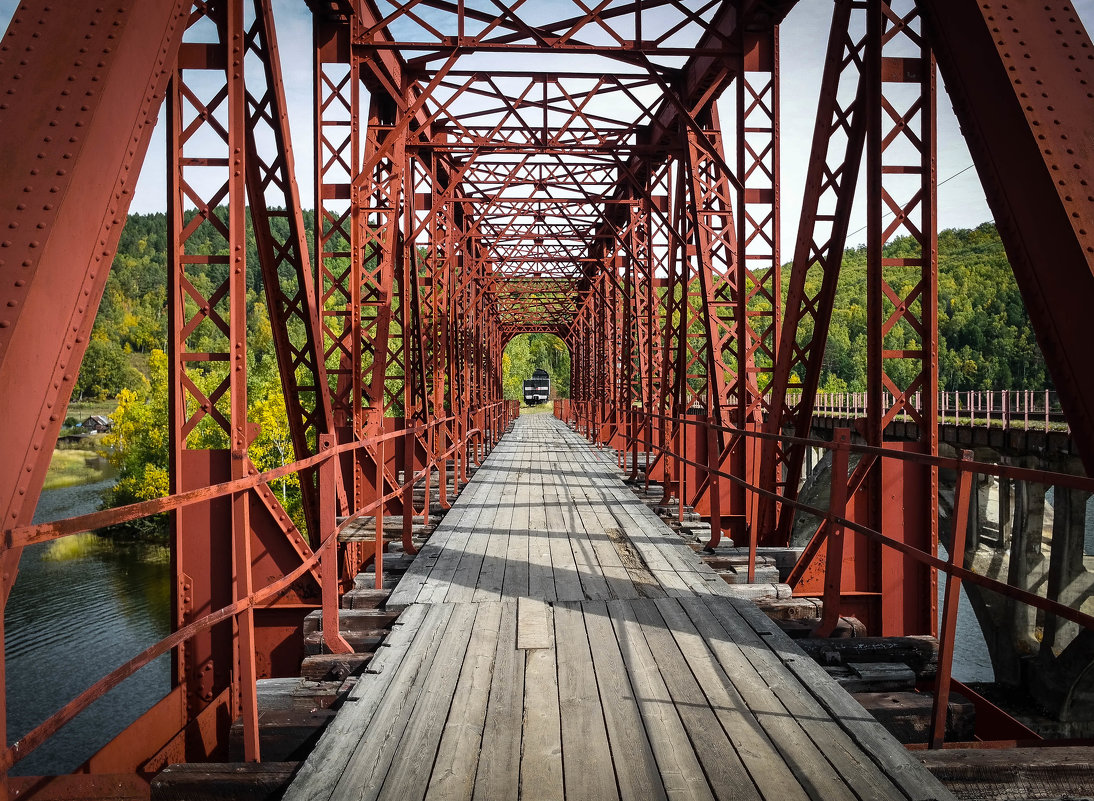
[
  {"xmin": 75, "ymin": 214, "xmax": 1048, "ymax": 519},
  {"xmin": 81, "ymin": 214, "xmax": 1048, "ymax": 406},
  {"xmin": 813, "ymin": 222, "xmax": 1049, "ymax": 392},
  {"xmin": 502, "ymin": 334, "xmax": 571, "ymax": 402}
]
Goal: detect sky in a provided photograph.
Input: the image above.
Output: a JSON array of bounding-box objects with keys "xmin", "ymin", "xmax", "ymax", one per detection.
[{"xmin": 2, "ymin": 0, "xmax": 1092, "ymax": 256}]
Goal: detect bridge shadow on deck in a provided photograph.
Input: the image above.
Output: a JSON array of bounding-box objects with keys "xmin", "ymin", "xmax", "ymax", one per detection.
[{"xmin": 284, "ymin": 415, "xmax": 954, "ymax": 801}]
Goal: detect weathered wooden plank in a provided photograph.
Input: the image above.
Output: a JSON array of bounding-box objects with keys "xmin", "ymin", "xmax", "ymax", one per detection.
[
  {"xmin": 655, "ymin": 597, "xmax": 811, "ymax": 801},
  {"xmin": 519, "ymin": 646, "xmax": 564, "ymax": 801},
  {"xmin": 283, "ymin": 603, "xmax": 438, "ymax": 801},
  {"xmin": 553, "ymin": 443, "xmax": 616, "ymax": 601},
  {"xmin": 632, "ymin": 599, "xmax": 761, "ymax": 801},
  {"xmin": 327, "ymin": 604, "xmax": 458, "ymax": 801},
  {"xmin": 725, "ymin": 598, "xmax": 958, "ymax": 801},
  {"xmin": 500, "ymin": 440, "xmax": 533, "ymax": 598},
  {"xmin": 472, "ymin": 602, "xmax": 525, "ymax": 801},
  {"xmin": 583, "ymin": 602, "xmax": 668, "ymax": 801},
  {"xmin": 674, "ymin": 595, "xmax": 862, "ymax": 801},
  {"xmin": 697, "ymin": 596, "xmax": 905, "ymax": 801},
  {"xmin": 526, "ymin": 457, "xmax": 556, "ymax": 601},
  {"xmin": 388, "ymin": 455, "xmax": 500, "ymax": 609},
  {"xmin": 424, "ymin": 445, "xmax": 510, "ymax": 604},
  {"xmin": 153, "ymin": 762, "xmax": 299, "ymax": 801},
  {"xmin": 470, "ymin": 465, "xmax": 516, "ymax": 602},
  {"xmin": 326, "ymin": 604, "xmax": 459, "ymax": 796},
  {"xmin": 375, "ymin": 603, "xmax": 483, "ymax": 801},
  {"xmin": 589, "ymin": 538, "xmax": 641, "ymax": 600},
  {"xmin": 607, "ymin": 599, "xmax": 714, "ymax": 801},
  {"xmin": 568, "ymin": 533, "xmax": 613, "ymax": 600},
  {"xmin": 543, "ymin": 463, "xmax": 584, "ymax": 603},
  {"xmin": 420, "ymin": 602, "xmax": 503, "ymax": 801},
  {"xmin": 443, "ymin": 453, "xmax": 508, "ymax": 603},
  {"xmin": 516, "ymin": 596, "xmax": 553, "ymax": 650},
  {"xmin": 554, "ymin": 600, "xmax": 621, "ymax": 801}
]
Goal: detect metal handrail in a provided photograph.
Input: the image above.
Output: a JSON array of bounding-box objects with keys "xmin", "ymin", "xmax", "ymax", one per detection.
[
  {"xmin": 560, "ymin": 398, "xmax": 1094, "ymax": 747},
  {"xmin": 0, "ymin": 398, "xmax": 515, "ymax": 775}
]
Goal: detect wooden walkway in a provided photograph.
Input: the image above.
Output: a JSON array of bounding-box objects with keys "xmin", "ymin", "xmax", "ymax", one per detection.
[{"xmin": 285, "ymin": 413, "xmax": 954, "ymax": 801}]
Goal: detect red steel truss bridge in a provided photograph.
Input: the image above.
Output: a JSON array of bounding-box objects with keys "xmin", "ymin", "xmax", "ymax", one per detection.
[{"xmin": 2, "ymin": 0, "xmax": 1094, "ymax": 798}]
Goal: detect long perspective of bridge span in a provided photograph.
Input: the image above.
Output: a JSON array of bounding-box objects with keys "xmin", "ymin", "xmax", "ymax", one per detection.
[{"xmin": 3, "ymin": 0, "xmax": 1094, "ymax": 799}]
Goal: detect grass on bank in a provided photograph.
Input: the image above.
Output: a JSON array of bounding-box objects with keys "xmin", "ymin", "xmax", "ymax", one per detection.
[
  {"xmin": 67, "ymin": 400, "xmax": 120, "ymax": 420},
  {"xmin": 519, "ymin": 402, "xmax": 556, "ymax": 415},
  {"xmin": 42, "ymin": 449, "xmax": 114, "ymax": 491}
]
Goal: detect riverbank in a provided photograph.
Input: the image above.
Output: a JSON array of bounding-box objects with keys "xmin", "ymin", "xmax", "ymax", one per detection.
[{"xmin": 42, "ymin": 449, "xmax": 114, "ymax": 491}]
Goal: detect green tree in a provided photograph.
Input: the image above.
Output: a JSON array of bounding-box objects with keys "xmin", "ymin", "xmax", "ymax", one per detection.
[
  {"xmin": 98, "ymin": 350, "xmax": 171, "ymax": 538},
  {"xmin": 74, "ymin": 338, "xmax": 146, "ymax": 401},
  {"xmin": 502, "ymin": 333, "xmax": 570, "ymax": 402}
]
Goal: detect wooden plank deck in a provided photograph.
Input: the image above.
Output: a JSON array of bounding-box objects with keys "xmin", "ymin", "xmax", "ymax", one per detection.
[{"xmin": 284, "ymin": 413, "xmax": 955, "ymax": 801}]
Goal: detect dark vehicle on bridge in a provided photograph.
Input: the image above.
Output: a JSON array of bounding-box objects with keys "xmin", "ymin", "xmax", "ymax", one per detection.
[{"xmin": 522, "ymin": 368, "xmax": 551, "ymax": 405}]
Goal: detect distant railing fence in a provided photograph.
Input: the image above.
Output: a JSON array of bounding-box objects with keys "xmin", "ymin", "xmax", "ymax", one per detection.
[{"xmin": 795, "ymin": 389, "xmax": 1068, "ymax": 432}]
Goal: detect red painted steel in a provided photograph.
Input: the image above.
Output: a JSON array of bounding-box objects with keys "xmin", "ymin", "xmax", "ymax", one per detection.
[
  {"xmin": 919, "ymin": 0, "xmax": 1094, "ymax": 475},
  {"xmin": 864, "ymin": 0, "xmax": 938, "ymax": 637},
  {"xmin": 3, "ymin": 0, "xmax": 1094, "ymax": 791},
  {"xmin": 0, "ymin": 2, "xmax": 191, "ymax": 793},
  {"xmin": 757, "ymin": 0, "xmax": 868, "ymax": 542},
  {"xmin": 930, "ymin": 450, "xmax": 974, "ymax": 749}
]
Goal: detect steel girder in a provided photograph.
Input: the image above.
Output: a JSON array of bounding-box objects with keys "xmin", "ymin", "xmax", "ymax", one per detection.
[
  {"xmin": 917, "ymin": 0, "xmax": 1094, "ymax": 475},
  {"xmin": 758, "ymin": 0, "xmax": 869, "ymax": 543},
  {"xmin": 755, "ymin": 1, "xmax": 938, "ymax": 635},
  {"xmin": 0, "ymin": 0, "xmax": 192, "ymax": 781},
  {"xmin": 168, "ymin": 0, "xmax": 344, "ymax": 758}
]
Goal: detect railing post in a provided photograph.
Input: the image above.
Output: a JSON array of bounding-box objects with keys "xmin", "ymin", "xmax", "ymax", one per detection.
[
  {"xmin": 1045, "ymin": 389, "xmax": 1050, "ymax": 431},
  {"xmin": 462, "ymin": 409, "xmax": 470, "ymax": 482},
  {"xmin": 374, "ymin": 428, "xmax": 386, "ymax": 590},
  {"xmin": 815, "ymin": 428, "xmax": 851, "ymax": 638},
  {"xmin": 705, "ymin": 415, "xmax": 722, "ymax": 553},
  {"xmin": 929, "ymin": 449, "xmax": 974, "ymax": 749},
  {"xmin": 234, "ymin": 468, "xmax": 259, "ymax": 763},
  {"xmin": 402, "ymin": 418, "xmax": 416, "ymax": 556},
  {"xmin": 320, "ymin": 435, "xmax": 353, "ymax": 654},
  {"xmin": 438, "ymin": 418, "xmax": 449, "ymax": 509}
]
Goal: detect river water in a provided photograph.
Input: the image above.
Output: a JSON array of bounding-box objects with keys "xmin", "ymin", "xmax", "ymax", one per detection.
[{"xmin": 7, "ymin": 480, "xmax": 170, "ymax": 776}]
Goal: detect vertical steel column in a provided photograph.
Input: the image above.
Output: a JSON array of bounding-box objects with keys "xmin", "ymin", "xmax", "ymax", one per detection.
[
  {"xmin": 226, "ymin": 0, "xmax": 259, "ymax": 760},
  {"xmin": 736, "ymin": 26, "xmax": 781, "ymax": 421},
  {"xmin": 758, "ymin": 0, "xmax": 868, "ymax": 544},
  {"xmin": 314, "ymin": 9, "xmax": 360, "ymax": 439},
  {"xmin": 0, "ymin": 2, "xmax": 189, "ymax": 791},
  {"xmin": 865, "ymin": 0, "xmax": 938, "ymax": 636},
  {"xmin": 624, "ymin": 198, "xmax": 652, "ymax": 478},
  {"xmin": 655, "ymin": 159, "xmax": 691, "ymax": 505},
  {"xmin": 245, "ymin": 0, "xmax": 342, "ymax": 540},
  {"xmin": 168, "ymin": 0, "xmax": 255, "ymax": 753}
]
